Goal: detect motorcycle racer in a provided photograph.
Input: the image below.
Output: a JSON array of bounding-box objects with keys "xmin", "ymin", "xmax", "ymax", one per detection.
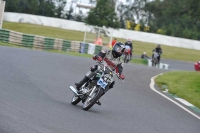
[
  {"xmin": 75, "ymin": 42, "xmax": 126, "ymax": 105},
  {"xmin": 152, "ymin": 44, "xmax": 163, "ymax": 64}
]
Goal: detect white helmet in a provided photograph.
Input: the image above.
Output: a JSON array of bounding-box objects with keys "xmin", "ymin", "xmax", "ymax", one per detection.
[{"xmin": 127, "ymin": 38, "xmax": 132, "ymax": 42}]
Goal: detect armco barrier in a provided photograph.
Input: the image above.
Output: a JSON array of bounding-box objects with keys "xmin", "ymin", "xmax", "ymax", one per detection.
[{"xmin": 0, "ymin": 29, "xmax": 103, "ymax": 55}]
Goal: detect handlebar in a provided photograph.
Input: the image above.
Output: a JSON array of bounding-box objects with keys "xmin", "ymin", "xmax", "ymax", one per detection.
[{"xmin": 96, "ymin": 61, "xmax": 124, "ymax": 82}]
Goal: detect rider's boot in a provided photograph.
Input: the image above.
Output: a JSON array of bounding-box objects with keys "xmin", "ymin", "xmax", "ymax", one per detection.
[
  {"xmin": 95, "ymin": 81, "xmax": 114, "ymax": 106},
  {"xmin": 96, "ymin": 100, "xmax": 101, "ymax": 106},
  {"xmin": 75, "ymin": 76, "xmax": 89, "ymax": 91}
]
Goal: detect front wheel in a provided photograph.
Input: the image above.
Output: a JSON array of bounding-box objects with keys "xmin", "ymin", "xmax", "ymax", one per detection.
[
  {"xmin": 71, "ymin": 95, "xmax": 81, "ymax": 105},
  {"xmin": 82, "ymin": 86, "xmax": 104, "ymax": 111}
]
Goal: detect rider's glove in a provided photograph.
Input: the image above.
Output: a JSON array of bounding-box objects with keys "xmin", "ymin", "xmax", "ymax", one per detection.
[
  {"xmin": 119, "ymin": 74, "xmax": 125, "ymax": 80},
  {"xmin": 96, "ymin": 56, "xmax": 103, "ymax": 62},
  {"xmin": 92, "ymin": 56, "xmax": 96, "ymax": 60}
]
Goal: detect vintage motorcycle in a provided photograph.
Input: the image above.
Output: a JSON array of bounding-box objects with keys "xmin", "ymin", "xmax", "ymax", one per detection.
[{"xmin": 69, "ymin": 61, "xmax": 124, "ymax": 111}]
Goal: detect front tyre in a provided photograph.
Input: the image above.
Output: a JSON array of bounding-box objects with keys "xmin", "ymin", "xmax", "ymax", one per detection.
[
  {"xmin": 71, "ymin": 95, "xmax": 81, "ymax": 105},
  {"xmin": 82, "ymin": 86, "xmax": 104, "ymax": 111}
]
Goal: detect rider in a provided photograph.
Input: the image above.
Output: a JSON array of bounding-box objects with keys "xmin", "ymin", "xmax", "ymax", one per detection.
[
  {"xmin": 141, "ymin": 52, "xmax": 150, "ymax": 59},
  {"xmin": 75, "ymin": 42, "xmax": 125, "ymax": 105},
  {"xmin": 152, "ymin": 44, "xmax": 162, "ymax": 64},
  {"xmin": 124, "ymin": 39, "xmax": 133, "ymax": 60}
]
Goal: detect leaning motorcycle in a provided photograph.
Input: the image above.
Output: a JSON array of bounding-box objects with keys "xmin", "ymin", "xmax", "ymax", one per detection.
[{"xmin": 69, "ymin": 61, "xmax": 124, "ymax": 111}]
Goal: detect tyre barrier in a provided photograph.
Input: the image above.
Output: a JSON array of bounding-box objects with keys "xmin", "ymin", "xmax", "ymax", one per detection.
[
  {"xmin": 0, "ymin": 29, "xmax": 102, "ymax": 55},
  {"xmin": 147, "ymin": 59, "xmax": 170, "ymax": 69}
]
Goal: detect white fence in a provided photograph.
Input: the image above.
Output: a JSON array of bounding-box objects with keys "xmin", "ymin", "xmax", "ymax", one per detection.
[
  {"xmin": 0, "ymin": 0, "xmax": 6, "ymax": 29},
  {"xmin": 3, "ymin": 12, "xmax": 200, "ymax": 50}
]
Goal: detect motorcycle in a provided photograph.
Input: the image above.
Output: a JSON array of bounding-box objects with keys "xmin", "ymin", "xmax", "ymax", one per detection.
[
  {"xmin": 152, "ymin": 51, "xmax": 159, "ymax": 67},
  {"xmin": 69, "ymin": 61, "xmax": 124, "ymax": 111},
  {"xmin": 123, "ymin": 46, "xmax": 131, "ymax": 63},
  {"xmin": 194, "ymin": 60, "xmax": 200, "ymax": 71}
]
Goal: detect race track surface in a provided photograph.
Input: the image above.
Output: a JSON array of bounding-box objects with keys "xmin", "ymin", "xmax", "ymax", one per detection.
[{"xmin": 0, "ymin": 46, "xmax": 199, "ymax": 133}]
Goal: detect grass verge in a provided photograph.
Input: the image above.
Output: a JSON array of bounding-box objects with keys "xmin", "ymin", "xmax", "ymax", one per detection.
[
  {"xmin": 45, "ymin": 49, "xmax": 93, "ymax": 58},
  {"xmin": 155, "ymin": 71, "xmax": 200, "ymax": 108},
  {"xmin": 3, "ymin": 21, "xmax": 200, "ymax": 62},
  {"xmin": 130, "ymin": 58, "xmax": 148, "ymax": 65}
]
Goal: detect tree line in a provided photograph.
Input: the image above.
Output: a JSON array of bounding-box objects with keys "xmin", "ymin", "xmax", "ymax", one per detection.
[
  {"xmin": 3, "ymin": 0, "xmax": 200, "ymax": 40},
  {"xmin": 4, "ymin": 0, "xmax": 74, "ymax": 19},
  {"xmin": 117, "ymin": 0, "xmax": 200, "ymax": 40}
]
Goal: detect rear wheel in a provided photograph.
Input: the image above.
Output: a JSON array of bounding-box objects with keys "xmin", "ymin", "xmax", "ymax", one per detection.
[
  {"xmin": 155, "ymin": 59, "xmax": 158, "ymax": 66},
  {"xmin": 124, "ymin": 55, "xmax": 127, "ymax": 63},
  {"xmin": 71, "ymin": 95, "xmax": 81, "ymax": 105},
  {"xmin": 152, "ymin": 58, "xmax": 156, "ymax": 66},
  {"xmin": 127, "ymin": 54, "xmax": 130, "ymax": 63},
  {"xmin": 82, "ymin": 86, "xmax": 104, "ymax": 111}
]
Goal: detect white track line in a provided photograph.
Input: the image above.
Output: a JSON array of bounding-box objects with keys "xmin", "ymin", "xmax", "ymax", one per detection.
[{"xmin": 150, "ymin": 74, "xmax": 200, "ymax": 120}]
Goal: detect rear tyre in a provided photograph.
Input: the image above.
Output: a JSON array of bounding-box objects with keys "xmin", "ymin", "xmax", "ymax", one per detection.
[
  {"xmin": 71, "ymin": 95, "xmax": 81, "ymax": 105},
  {"xmin": 82, "ymin": 86, "xmax": 104, "ymax": 111},
  {"xmin": 127, "ymin": 54, "xmax": 130, "ymax": 63},
  {"xmin": 124, "ymin": 55, "xmax": 127, "ymax": 63},
  {"xmin": 152, "ymin": 59, "xmax": 155, "ymax": 66}
]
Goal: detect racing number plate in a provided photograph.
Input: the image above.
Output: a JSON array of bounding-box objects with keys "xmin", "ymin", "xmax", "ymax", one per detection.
[{"xmin": 97, "ymin": 78, "xmax": 108, "ymax": 89}]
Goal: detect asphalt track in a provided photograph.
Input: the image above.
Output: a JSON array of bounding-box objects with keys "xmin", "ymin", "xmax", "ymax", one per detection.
[{"xmin": 0, "ymin": 46, "xmax": 199, "ymax": 133}]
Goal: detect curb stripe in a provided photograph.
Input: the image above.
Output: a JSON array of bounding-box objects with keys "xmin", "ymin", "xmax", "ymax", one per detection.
[
  {"xmin": 175, "ymin": 98, "xmax": 195, "ymax": 107},
  {"xmin": 150, "ymin": 73, "xmax": 200, "ymax": 120}
]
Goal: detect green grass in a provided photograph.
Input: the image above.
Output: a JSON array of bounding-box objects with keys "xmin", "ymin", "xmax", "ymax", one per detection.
[
  {"xmin": 3, "ymin": 21, "xmax": 200, "ymax": 62},
  {"xmin": 130, "ymin": 58, "xmax": 148, "ymax": 65},
  {"xmin": 46, "ymin": 49, "xmax": 93, "ymax": 58},
  {"xmin": 155, "ymin": 71, "xmax": 200, "ymax": 108}
]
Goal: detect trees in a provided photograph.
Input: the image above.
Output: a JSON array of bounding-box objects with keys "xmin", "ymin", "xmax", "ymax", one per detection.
[
  {"xmin": 143, "ymin": 0, "xmax": 200, "ymax": 40},
  {"xmin": 117, "ymin": 0, "xmax": 149, "ymax": 30},
  {"xmin": 4, "ymin": 0, "xmax": 200, "ymax": 40},
  {"xmin": 85, "ymin": 0, "xmax": 120, "ymax": 29},
  {"xmin": 117, "ymin": 0, "xmax": 200, "ymax": 40},
  {"xmin": 4, "ymin": 0, "xmax": 66, "ymax": 18},
  {"xmin": 54, "ymin": 0, "xmax": 67, "ymax": 18}
]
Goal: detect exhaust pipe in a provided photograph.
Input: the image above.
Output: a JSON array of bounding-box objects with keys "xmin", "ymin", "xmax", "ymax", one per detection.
[{"xmin": 69, "ymin": 86, "xmax": 81, "ymax": 96}]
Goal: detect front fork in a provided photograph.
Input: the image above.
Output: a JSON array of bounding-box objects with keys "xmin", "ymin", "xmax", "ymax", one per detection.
[{"xmin": 89, "ymin": 86, "xmax": 97, "ymax": 97}]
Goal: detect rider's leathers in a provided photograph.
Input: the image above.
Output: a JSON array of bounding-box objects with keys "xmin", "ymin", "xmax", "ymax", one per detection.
[
  {"xmin": 85, "ymin": 49, "xmax": 123, "ymax": 90},
  {"xmin": 87, "ymin": 49, "xmax": 123, "ymax": 77}
]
